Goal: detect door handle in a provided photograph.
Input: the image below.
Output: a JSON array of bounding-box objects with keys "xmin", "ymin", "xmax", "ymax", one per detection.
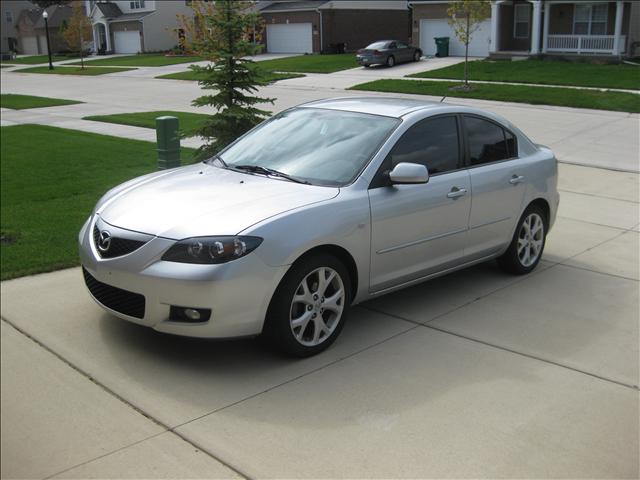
[
  {"xmin": 447, "ymin": 187, "xmax": 467, "ymax": 199},
  {"xmin": 509, "ymin": 175, "xmax": 524, "ymax": 185}
]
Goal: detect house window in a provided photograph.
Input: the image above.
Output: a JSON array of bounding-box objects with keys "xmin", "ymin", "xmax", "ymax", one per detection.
[
  {"xmin": 573, "ymin": 3, "xmax": 608, "ymax": 35},
  {"xmin": 5, "ymin": 11, "xmax": 13, "ymax": 23},
  {"xmin": 130, "ymin": 0, "xmax": 146, "ymax": 9},
  {"xmin": 514, "ymin": 4, "xmax": 530, "ymax": 38}
]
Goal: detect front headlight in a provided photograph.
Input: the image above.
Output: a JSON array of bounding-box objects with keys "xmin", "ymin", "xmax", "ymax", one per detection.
[{"xmin": 161, "ymin": 236, "xmax": 263, "ymax": 264}]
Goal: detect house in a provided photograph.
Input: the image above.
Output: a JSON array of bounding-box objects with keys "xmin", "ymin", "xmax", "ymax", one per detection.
[
  {"xmin": 84, "ymin": 0, "xmax": 192, "ymax": 54},
  {"xmin": 257, "ymin": 1, "xmax": 410, "ymax": 54},
  {"xmin": 1, "ymin": 0, "xmax": 35, "ymax": 55},
  {"xmin": 409, "ymin": 1, "xmax": 637, "ymax": 59},
  {"xmin": 15, "ymin": 3, "xmax": 73, "ymax": 55}
]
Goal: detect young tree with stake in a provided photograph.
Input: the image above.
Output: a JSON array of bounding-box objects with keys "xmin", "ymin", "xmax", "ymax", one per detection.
[
  {"xmin": 447, "ymin": 0, "xmax": 491, "ymax": 89},
  {"xmin": 62, "ymin": 0, "xmax": 92, "ymax": 69},
  {"xmin": 177, "ymin": 0, "xmax": 273, "ymax": 158}
]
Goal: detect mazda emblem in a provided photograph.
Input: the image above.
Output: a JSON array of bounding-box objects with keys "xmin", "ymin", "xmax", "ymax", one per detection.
[{"xmin": 98, "ymin": 230, "xmax": 112, "ymax": 252}]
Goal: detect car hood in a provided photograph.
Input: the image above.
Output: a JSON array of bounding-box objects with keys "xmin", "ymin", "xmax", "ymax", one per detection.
[{"xmin": 97, "ymin": 163, "xmax": 339, "ymax": 239}]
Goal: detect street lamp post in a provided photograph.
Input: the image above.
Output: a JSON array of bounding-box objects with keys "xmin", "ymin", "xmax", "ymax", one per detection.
[{"xmin": 42, "ymin": 10, "xmax": 53, "ymax": 70}]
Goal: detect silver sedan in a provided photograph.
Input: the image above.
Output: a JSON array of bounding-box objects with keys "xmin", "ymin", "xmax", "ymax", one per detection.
[{"xmin": 79, "ymin": 97, "xmax": 559, "ymax": 357}]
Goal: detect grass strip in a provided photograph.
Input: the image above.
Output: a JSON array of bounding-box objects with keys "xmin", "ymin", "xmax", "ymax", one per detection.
[{"xmin": 350, "ymin": 79, "xmax": 640, "ymax": 113}]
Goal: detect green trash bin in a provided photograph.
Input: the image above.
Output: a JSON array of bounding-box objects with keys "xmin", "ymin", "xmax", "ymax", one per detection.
[{"xmin": 434, "ymin": 37, "xmax": 450, "ymax": 57}]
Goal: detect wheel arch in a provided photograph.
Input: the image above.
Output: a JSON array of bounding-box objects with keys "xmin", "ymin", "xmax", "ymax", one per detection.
[
  {"xmin": 291, "ymin": 244, "xmax": 359, "ymax": 303},
  {"xmin": 527, "ymin": 198, "xmax": 551, "ymax": 228}
]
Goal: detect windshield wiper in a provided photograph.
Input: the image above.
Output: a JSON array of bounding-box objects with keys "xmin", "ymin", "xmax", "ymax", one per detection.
[{"xmin": 231, "ymin": 165, "xmax": 311, "ymax": 185}]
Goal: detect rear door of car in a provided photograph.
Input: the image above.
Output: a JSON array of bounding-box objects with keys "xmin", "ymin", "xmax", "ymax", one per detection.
[
  {"xmin": 462, "ymin": 114, "xmax": 527, "ymax": 260},
  {"xmin": 368, "ymin": 115, "xmax": 471, "ymax": 292}
]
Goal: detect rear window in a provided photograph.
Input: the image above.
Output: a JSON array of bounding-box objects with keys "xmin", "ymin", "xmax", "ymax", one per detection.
[
  {"xmin": 365, "ymin": 42, "xmax": 388, "ymax": 50},
  {"xmin": 464, "ymin": 116, "xmax": 510, "ymax": 165}
]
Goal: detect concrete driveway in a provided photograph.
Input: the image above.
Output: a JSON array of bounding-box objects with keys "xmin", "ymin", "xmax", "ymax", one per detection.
[{"xmin": 1, "ymin": 161, "xmax": 638, "ymax": 479}]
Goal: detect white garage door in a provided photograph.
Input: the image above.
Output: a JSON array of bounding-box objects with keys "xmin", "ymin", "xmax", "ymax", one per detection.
[
  {"xmin": 420, "ymin": 19, "xmax": 491, "ymax": 57},
  {"xmin": 114, "ymin": 30, "xmax": 141, "ymax": 54},
  {"xmin": 22, "ymin": 36, "xmax": 38, "ymax": 55},
  {"xmin": 266, "ymin": 23, "xmax": 313, "ymax": 54}
]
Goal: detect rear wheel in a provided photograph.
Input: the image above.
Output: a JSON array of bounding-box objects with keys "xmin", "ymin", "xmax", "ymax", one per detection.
[
  {"xmin": 386, "ymin": 55, "xmax": 395, "ymax": 67},
  {"xmin": 498, "ymin": 205, "xmax": 547, "ymax": 275},
  {"xmin": 263, "ymin": 254, "xmax": 351, "ymax": 357}
]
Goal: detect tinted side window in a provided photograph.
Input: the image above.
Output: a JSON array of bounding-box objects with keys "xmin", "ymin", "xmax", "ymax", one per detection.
[
  {"xmin": 388, "ymin": 116, "xmax": 460, "ymax": 175},
  {"xmin": 464, "ymin": 116, "xmax": 509, "ymax": 165}
]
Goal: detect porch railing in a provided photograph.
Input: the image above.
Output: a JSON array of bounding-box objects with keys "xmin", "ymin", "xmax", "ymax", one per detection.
[{"xmin": 546, "ymin": 35, "xmax": 626, "ymax": 54}]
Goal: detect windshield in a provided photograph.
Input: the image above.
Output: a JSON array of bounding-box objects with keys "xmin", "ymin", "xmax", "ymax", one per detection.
[
  {"xmin": 365, "ymin": 41, "xmax": 389, "ymax": 50},
  {"xmin": 216, "ymin": 107, "xmax": 399, "ymax": 186}
]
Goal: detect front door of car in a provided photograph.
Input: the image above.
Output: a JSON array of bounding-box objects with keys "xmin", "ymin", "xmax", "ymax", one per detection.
[
  {"xmin": 368, "ymin": 115, "xmax": 471, "ymax": 292},
  {"xmin": 396, "ymin": 41, "xmax": 412, "ymax": 62},
  {"xmin": 462, "ymin": 115, "xmax": 527, "ymax": 260}
]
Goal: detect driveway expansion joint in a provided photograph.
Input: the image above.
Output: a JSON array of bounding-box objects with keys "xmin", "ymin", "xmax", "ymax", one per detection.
[
  {"xmin": 0, "ymin": 316, "xmax": 254, "ymax": 480},
  {"xmin": 362, "ymin": 225, "xmax": 637, "ymax": 390}
]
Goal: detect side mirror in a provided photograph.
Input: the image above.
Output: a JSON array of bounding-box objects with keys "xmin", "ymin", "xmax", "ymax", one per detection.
[{"xmin": 388, "ymin": 162, "xmax": 429, "ymax": 185}]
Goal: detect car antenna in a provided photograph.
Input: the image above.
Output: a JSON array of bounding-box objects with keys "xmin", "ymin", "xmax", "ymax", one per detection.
[{"xmin": 440, "ymin": 96, "xmax": 447, "ymax": 102}]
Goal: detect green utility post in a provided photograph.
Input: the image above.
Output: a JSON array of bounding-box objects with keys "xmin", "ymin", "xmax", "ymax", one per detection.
[{"xmin": 156, "ymin": 116, "xmax": 181, "ymax": 170}]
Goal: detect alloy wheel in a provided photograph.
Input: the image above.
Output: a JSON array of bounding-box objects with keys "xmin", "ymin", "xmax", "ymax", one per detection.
[
  {"xmin": 289, "ymin": 267, "xmax": 345, "ymax": 347},
  {"xmin": 517, "ymin": 213, "xmax": 544, "ymax": 267}
]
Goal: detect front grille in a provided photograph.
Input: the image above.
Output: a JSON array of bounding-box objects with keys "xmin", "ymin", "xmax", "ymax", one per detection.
[
  {"xmin": 93, "ymin": 226, "xmax": 146, "ymax": 259},
  {"xmin": 82, "ymin": 267, "xmax": 145, "ymax": 319}
]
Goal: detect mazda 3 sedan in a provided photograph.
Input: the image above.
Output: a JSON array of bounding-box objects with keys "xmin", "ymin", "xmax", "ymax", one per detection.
[{"xmin": 80, "ymin": 97, "xmax": 559, "ymax": 357}]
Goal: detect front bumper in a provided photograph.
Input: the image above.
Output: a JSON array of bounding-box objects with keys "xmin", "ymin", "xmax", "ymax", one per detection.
[{"xmin": 79, "ymin": 215, "xmax": 288, "ymax": 338}]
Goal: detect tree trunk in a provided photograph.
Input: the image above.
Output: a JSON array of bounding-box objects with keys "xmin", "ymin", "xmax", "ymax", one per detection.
[
  {"xmin": 80, "ymin": 31, "xmax": 84, "ymax": 69},
  {"xmin": 227, "ymin": 1, "xmax": 233, "ymax": 109},
  {"xmin": 464, "ymin": 14, "xmax": 469, "ymax": 86}
]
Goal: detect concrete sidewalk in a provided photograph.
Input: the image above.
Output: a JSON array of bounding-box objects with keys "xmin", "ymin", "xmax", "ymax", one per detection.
[
  {"xmin": 0, "ymin": 107, "xmax": 204, "ymax": 149},
  {"xmin": 1, "ymin": 162, "xmax": 638, "ymax": 479}
]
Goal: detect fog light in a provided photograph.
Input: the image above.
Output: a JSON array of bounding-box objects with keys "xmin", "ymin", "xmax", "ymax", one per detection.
[{"xmin": 169, "ymin": 306, "xmax": 211, "ymax": 323}]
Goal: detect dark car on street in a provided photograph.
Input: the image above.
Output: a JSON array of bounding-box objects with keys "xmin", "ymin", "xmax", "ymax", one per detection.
[{"xmin": 356, "ymin": 40, "xmax": 422, "ymax": 68}]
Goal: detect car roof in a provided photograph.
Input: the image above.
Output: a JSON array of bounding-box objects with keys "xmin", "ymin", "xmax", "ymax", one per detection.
[{"xmin": 300, "ymin": 97, "xmax": 445, "ymax": 118}]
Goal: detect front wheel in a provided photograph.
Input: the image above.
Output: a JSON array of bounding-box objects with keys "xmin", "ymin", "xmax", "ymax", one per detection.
[
  {"xmin": 413, "ymin": 50, "xmax": 421, "ymax": 62},
  {"xmin": 263, "ymin": 254, "xmax": 351, "ymax": 357},
  {"xmin": 498, "ymin": 206, "xmax": 547, "ymax": 275}
]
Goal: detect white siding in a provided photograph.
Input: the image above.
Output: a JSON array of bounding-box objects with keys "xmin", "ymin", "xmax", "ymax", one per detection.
[{"xmin": 139, "ymin": 1, "xmax": 192, "ymax": 51}]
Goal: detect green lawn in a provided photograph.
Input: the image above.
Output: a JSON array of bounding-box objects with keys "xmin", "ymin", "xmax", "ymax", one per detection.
[
  {"xmin": 409, "ymin": 59, "xmax": 640, "ymax": 90},
  {"xmin": 1, "ymin": 54, "xmax": 76, "ymax": 65},
  {"xmin": 71, "ymin": 54, "xmax": 203, "ymax": 67},
  {"xmin": 1, "ymin": 94, "xmax": 83, "ymax": 110},
  {"xmin": 84, "ymin": 111, "xmax": 209, "ymax": 136},
  {"xmin": 15, "ymin": 66, "xmax": 135, "ymax": 75},
  {"xmin": 350, "ymin": 79, "xmax": 640, "ymax": 113},
  {"xmin": 0, "ymin": 125, "xmax": 196, "ymax": 280},
  {"xmin": 157, "ymin": 68, "xmax": 304, "ymax": 83},
  {"xmin": 256, "ymin": 54, "xmax": 359, "ymax": 73}
]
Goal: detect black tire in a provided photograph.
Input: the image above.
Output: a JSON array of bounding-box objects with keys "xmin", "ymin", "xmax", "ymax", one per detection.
[
  {"xmin": 263, "ymin": 253, "xmax": 351, "ymax": 357},
  {"xmin": 497, "ymin": 204, "xmax": 547, "ymax": 275},
  {"xmin": 413, "ymin": 50, "xmax": 421, "ymax": 62},
  {"xmin": 386, "ymin": 55, "xmax": 395, "ymax": 67},
  {"xmin": 363, "ymin": 64, "xmax": 370, "ymax": 68}
]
